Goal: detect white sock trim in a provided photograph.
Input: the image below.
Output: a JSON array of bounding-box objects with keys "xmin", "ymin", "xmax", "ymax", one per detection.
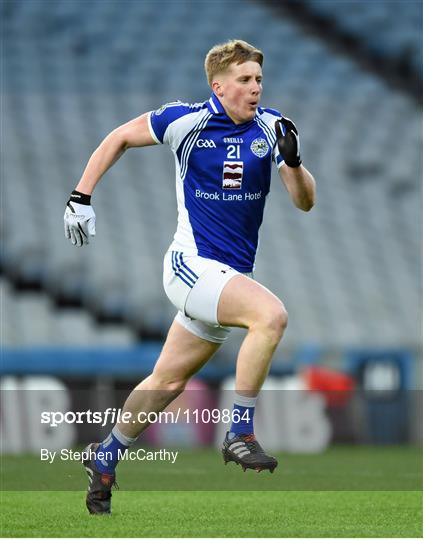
[
  {"xmin": 233, "ymin": 392, "xmax": 258, "ymax": 408},
  {"xmin": 111, "ymin": 425, "xmax": 137, "ymax": 446}
]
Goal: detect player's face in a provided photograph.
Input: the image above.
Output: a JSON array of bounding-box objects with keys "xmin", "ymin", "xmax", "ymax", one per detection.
[{"xmin": 216, "ymin": 61, "xmax": 263, "ymax": 124}]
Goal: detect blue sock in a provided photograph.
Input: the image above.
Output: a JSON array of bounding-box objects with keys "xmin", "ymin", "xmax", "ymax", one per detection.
[
  {"xmin": 95, "ymin": 426, "xmax": 137, "ymax": 474},
  {"xmin": 229, "ymin": 393, "xmax": 257, "ymax": 437}
]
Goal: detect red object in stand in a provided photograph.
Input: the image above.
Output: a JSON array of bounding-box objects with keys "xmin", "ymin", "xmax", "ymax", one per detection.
[{"xmin": 302, "ymin": 365, "xmax": 355, "ymax": 407}]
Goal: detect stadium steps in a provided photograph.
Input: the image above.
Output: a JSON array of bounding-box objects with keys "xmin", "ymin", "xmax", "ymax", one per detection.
[
  {"xmin": 0, "ymin": 278, "xmax": 136, "ymax": 347},
  {"xmin": 261, "ymin": 0, "xmax": 423, "ymax": 104}
]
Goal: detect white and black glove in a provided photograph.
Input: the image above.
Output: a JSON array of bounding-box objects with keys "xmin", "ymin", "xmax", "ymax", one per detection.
[
  {"xmin": 64, "ymin": 190, "xmax": 96, "ymax": 246},
  {"xmin": 275, "ymin": 117, "xmax": 302, "ymax": 168}
]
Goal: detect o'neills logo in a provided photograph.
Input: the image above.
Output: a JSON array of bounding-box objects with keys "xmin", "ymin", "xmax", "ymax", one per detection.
[
  {"xmin": 222, "ymin": 161, "xmax": 243, "ymax": 189},
  {"xmin": 250, "ymin": 137, "xmax": 269, "ymax": 158}
]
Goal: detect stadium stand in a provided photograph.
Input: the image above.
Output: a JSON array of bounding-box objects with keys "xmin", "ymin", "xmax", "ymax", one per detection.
[
  {"xmin": 1, "ymin": 279, "xmax": 135, "ymax": 346},
  {"xmin": 271, "ymin": 0, "xmax": 423, "ymax": 102},
  {"xmin": 2, "ymin": 0, "xmax": 421, "ymax": 351},
  {"xmin": 300, "ymin": 0, "xmax": 423, "ymax": 78}
]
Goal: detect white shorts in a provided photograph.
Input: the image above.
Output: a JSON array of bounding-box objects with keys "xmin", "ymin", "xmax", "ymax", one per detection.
[{"xmin": 163, "ymin": 250, "xmax": 243, "ymax": 343}]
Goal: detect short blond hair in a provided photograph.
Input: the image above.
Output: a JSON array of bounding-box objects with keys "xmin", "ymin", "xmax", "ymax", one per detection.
[{"xmin": 204, "ymin": 39, "xmax": 263, "ymax": 87}]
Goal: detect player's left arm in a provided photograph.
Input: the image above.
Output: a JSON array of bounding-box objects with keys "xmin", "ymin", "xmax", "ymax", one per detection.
[
  {"xmin": 275, "ymin": 117, "xmax": 316, "ymax": 212},
  {"xmin": 279, "ymin": 163, "xmax": 316, "ymax": 212}
]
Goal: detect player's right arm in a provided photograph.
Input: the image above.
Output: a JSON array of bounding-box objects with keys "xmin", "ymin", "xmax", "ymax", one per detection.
[
  {"xmin": 65, "ymin": 102, "xmax": 192, "ymax": 246},
  {"xmin": 75, "ymin": 112, "xmax": 157, "ymax": 196},
  {"xmin": 64, "ymin": 112, "xmax": 157, "ymax": 246}
]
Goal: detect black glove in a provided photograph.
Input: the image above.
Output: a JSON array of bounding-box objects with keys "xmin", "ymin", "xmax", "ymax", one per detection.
[{"xmin": 275, "ymin": 117, "xmax": 302, "ymax": 168}]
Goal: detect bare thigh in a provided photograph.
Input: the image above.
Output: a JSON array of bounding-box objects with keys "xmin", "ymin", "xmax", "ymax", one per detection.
[
  {"xmin": 152, "ymin": 318, "xmax": 221, "ymax": 386},
  {"xmin": 217, "ymin": 274, "xmax": 287, "ymax": 328}
]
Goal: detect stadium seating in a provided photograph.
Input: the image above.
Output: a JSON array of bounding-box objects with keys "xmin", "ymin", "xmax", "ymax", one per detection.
[
  {"xmin": 301, "ymin": 0, "xmax": 423, "ymax": 77},
  {"xmin": 2, "ymin": 0, "xmax": 421, "ymax": 350},
  {"xmin": 1, "ymin": 279, "xmax": 135, "ymax": 346}
]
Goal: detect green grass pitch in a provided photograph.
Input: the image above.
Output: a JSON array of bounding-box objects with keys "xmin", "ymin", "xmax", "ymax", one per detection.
[{"xmin": 1, "ymin": 446, "xmax": 422, "ymax": 537}]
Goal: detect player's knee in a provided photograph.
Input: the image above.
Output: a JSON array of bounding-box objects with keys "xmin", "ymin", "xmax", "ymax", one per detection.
[
  {"xmin": 165, "ymin": 379, "xmax": 187, "ymax": 395},
  {"xmin": 254, "ymin": 303, "xmax": 288, "ymax": 344},
  {"xmin": 267, "ymin": 304, "xmax": 288, "ymax": 342},
  {"xmin": 150, "ymin": 372, "xmax": 187, "ymax": 395}
]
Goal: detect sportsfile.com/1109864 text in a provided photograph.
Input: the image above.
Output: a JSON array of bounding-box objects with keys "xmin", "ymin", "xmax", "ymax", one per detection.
[{"xmin": 40, "ymin": 408, "xmax": 250, "ymax": 428}]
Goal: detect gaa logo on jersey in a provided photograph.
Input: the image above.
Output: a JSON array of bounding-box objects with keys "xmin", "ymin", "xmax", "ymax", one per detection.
[
  {"xmin": 250, "ymin": 137, "xmax": 269, "ymax": 158},
  {"xmin": 222, "ymin": 161, "xmax": 243, "ymax": 189}
]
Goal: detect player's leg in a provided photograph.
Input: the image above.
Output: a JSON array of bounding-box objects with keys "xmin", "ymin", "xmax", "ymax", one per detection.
[
  {"xmin": 218, "ymin": 274, "xmax": 287, "ymax": 393},
  {"xmin": 217, "ymin": 274, "xmax": 287, "ymax": 472},
  {"xmin": 116, "ymin": 318, "xmax": 221, "ymax": 439},
  {"xmin": 83, "ymin": 319, "xmax": 221, "ymax": 514}
]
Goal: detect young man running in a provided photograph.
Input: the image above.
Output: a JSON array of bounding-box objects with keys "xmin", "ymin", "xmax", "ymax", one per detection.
[{"xmin": 64, "ymin": 39, "xmax": 316, "ymax": 514}]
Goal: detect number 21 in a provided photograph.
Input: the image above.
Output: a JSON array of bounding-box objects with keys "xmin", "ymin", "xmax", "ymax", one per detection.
[{"xmin": 227, "ymin": 145, "xmax": 240, "ymax": 159}]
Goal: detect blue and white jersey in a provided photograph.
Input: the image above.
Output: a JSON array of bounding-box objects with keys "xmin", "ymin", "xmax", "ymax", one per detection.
[{"xmin": 148, "ymin": 93, "xmax": 285, "ymax": 273}]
